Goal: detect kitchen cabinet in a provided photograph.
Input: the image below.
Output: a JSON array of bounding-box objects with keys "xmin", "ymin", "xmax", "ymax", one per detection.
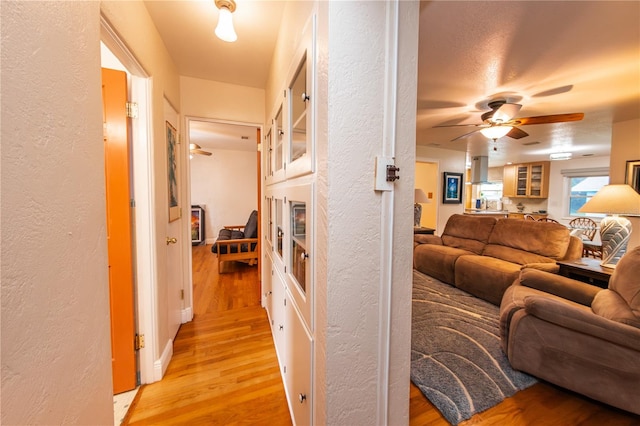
[
  {"xmin": 507, "ymin": 213, "xmax": 548, "ymax": 220},
  {"xmin": 503, "ymin": 161, "xmax": 550, "ymax": 198}
]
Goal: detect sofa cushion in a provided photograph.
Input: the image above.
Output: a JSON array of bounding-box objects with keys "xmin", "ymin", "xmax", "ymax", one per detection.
[
  {"xmin": 243, "ymin": 210, "xmax": 258, "ymax": 239},
  {"xmin": 592, "ymin": 290, "xmax": 640, "ymax": 329},
  {"xmin": 485, "ymin": 219, "xmax": 570, "ymax": 261},
  {"xmin": 414, "ymin": 244, "xmax": 475, "ymax": 285},
  {"xmin": 455, "ymin": 254, "xmax": 523, "ymax": 305},
  {"xmin": 440, "ymin": 214, "xmax": 497, "ymax": 254},
  {"xmin": 608, "ymin": 245, "xmax": 640, "ymax": 314}
]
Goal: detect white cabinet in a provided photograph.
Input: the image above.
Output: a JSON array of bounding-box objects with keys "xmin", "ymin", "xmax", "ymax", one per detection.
[{"xmin": 263, "ymin": 14, "xmax": 316, "ymax": 426}]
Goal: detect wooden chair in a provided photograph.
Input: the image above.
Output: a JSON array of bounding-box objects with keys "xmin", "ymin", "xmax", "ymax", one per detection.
[
  {"xmin": 569, "ymin": 217, "xmax": 601, "ymax": 258},
  {"xmin": 211, "ymin": 210, "xmax": 259, "ymax": 272},
  {"xmin": 537, "ymin": 217, "xmax": 559, "ymax": 223},
  {"xmin": 523, "ymin": 214, "xmax": 536, "ymax": 221}
]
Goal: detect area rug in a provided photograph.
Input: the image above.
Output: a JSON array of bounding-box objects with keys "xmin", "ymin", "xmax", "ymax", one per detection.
[{"xmin": 411, "ymin": 270, "xmax": 537, "ymax": 425}]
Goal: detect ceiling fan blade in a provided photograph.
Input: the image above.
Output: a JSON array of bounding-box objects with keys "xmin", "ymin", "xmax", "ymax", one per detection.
[
  {"xmin": 192, "ymin": 149, "xmax": 212, "ymax": 156},
  {"xmin": 451, "ymin": 129, "xmax": 481, "ymax": 141},
  {"xmin": 492, "ymin": 103, "xmax": 522, "ymax": 122},
  {"xmin": 506, "ymin": 127, "xmax": 529, "ymax": 139},
  {"xmin": 434, "ymin": 123, "xmax": 484, "ymax": 128},
  {"xmin": 515, "ymin": 112, "xmax": 584, "ymax": 126}
]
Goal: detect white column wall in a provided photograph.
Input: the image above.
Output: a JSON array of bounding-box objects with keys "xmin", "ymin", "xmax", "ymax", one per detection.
[{"xmin": 1, "ymin": 2, "xmax": 113, "ymax": 423}]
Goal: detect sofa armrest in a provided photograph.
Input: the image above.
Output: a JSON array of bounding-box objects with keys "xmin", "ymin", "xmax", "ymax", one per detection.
[
  {"xmin": 414, "ymin": 234, "xmax": 442, "ymax": 245},
  {"xmin": 562, "ymin": 235, "xmax": 584, "ymax": 260},
  {"xmin": 215, "ymin": 237, "xmax": 258, "ymax": 248},
  {"xmin": 524, "ymin": 295, "xmax": 640, "ymax": 351},
  {"xmin": 517, "ymin": 268, "xmax": 601, "ymax": 306},
  {"xmin": 223, "ymin": 225, "xmax": 246, "ymax": 230}
]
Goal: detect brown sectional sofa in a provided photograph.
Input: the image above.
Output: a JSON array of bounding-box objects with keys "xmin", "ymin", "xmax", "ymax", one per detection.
[{"xmin": 413, "ymin": 214, "xmax": 583, "ymax": 305}]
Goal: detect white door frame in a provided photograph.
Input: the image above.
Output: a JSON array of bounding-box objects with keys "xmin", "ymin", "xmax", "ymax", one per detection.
[{"xmin": 101, "ymin": 16, "xmax": 158, "ymax": 385}]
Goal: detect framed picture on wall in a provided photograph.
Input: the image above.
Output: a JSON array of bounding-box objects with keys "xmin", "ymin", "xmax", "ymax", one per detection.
[
  {"xmin": 191, "ymin": 205, "xmax": 205, "ymax": 245},
  {"xmin": 442, "ymin": 172, "xmax": 463, "ymax": 204},
  {"xmin": 167, "ymin": 121, "xmax": 180, "ymax": 222},
  {"xmin": 625, "ymin": 160, "xmax": 640, "ymax": 194}
]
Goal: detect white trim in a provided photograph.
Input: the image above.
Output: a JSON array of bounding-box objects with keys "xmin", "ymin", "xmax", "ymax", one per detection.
[
  {"xmin": 377, "ymin": 1, "xmax": 400, "ymax": 423},
  {"xmin": 100, "ymin": 15, "xmax": 158, "ymax": 386},
  {"xmin": 154, "ymin": 339, "xmax": 174, "ymax": 382},
  {"xmin": 181, "ymin": 306, "xmax": 193, "ymax": 323}
]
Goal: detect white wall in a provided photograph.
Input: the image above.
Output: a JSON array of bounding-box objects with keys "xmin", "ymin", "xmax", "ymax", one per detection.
[
  {"xmin": 416, "ymin": 146, "xmax": 467, "ymax": 233},
  {"xmin": 181, "ymin": 76, "xmax": 265, "ymax": 124},
  {"xmin": 611, "ymin": 119, "xmax": 640, "ymax": 249},
  {"xmin": 190, "ymin": 149, "xmax": 258, "ymax": 243},
  {"xmin": 1, "ymin": 2, "xmax": 113, "ymax": 423}
]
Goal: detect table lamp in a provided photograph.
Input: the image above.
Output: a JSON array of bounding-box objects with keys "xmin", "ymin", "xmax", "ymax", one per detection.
[
  {"xmin": 414, "ymin": 188, "xmax": 431, "ymax": 227},
  {"xmin": 578, "ymin": 184, "xmax": 640, "ymax": 267}
]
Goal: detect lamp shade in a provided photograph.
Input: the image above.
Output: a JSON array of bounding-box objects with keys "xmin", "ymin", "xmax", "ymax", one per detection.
[
  {"xmin": 479, "ymin": 125, "xmax": 512, "ymax": 140},
  {"xmin": 414, "ymin": 188, "xmax": 430, "ymax": 204},
  {"xmin": 578, "ymin": 184, "xmax": 640, "ymax": 215},
  {"xmin": 215, "ymin": 6, "xmax": 237, "ymax": 42}
]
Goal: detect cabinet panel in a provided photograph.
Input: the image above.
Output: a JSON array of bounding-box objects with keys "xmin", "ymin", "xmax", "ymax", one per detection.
[
  {"xmin": 262, "ymin": 251, "xmax": 273, "ymax": 320},
  {"xmin": 285, "ymin": 302, "xmax": 312, "ymax": 426},
  {"xmin": 502, "ymin": 165, "xmax": 516, "ymax": 197},
  {"xmin": 271, "ymin": 270, "xmax": 287, "ymax": 371}
]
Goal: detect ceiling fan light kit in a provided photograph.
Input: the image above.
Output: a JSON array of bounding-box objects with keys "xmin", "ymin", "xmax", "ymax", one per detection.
[
  {"xmin": 435, "ymin": 98, "xmax": 585, "ymax": 143},
  {"xmin": 479, "ymin": 125, "xmax": 512, "ymax": 140},
  {"xmin": 214, "ymin": 0, "xmax": 237, "ymax": 43}
]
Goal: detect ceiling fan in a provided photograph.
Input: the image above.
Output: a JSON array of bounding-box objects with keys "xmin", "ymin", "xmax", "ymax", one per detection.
[
  {"xmin": 189, "ymin": 143, "xmax": 212, "ymax": 156},
  {"xmin": 435, "ymin": 100, "xmax": 584, "ymax": 142}
]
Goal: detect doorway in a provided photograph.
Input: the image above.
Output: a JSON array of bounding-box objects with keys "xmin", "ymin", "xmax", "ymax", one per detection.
[
  {"xmin": 186, "ymin": 117, "xmax": 262, "ymax": 283},
  {"xmin": 415, "ymin": 161, "xmax": 438, "ymax": 229}
]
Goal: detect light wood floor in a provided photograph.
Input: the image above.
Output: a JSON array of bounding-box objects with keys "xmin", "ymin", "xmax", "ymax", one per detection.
[{"xmin": 124, "ymin": 244, "xmax": 639, "ymax": 425}]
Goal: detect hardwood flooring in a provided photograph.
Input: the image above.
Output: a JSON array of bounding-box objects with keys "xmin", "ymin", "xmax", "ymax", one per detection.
[
  {"xmin": 124, "ymin": 244, "xmax": 639, "ymax": 425},
  {"xmin": 123, "ymin": 245, "xmax": 292, "ymax": 425}
]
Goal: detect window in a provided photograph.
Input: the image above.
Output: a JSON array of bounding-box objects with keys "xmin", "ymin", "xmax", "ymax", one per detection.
[{"xmin": 568, "ymin": 175, "xmax": 609, "ymax": 216}]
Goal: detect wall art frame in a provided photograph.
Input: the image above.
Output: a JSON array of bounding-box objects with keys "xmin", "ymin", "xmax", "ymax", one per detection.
[
  {"xmin": 166, "ymin": 121, "xmax": 180, "ymax": 222},
  {"xmin": 191, "ymin": 205, "xmax": 204, "ymax": 245},
  {"xmin": 625, "ymin": 159, "xmax": 640, "ymax": 194},
  {"xmin": 442, "ymin": 171, "xmax": 463, "ymax": 204}
]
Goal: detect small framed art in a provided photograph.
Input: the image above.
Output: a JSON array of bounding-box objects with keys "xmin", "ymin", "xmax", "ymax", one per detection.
[
  {"xmin": 625, "ymin": 160, "xmax": 640, "ymax": 194},
  {"xmin": 191, "ymin": 205, "xmax": 204, "ymax": 245},
  {"xmin": 442, "ymin": 172, "xmax": 463, "ymax": 204}
]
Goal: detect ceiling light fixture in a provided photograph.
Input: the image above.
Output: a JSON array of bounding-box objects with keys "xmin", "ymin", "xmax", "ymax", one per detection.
[
  {"xmin": 479, "ymin": 125, "xmax": 512, "ymax": 140},
  {"xmin": 550, "ymin": 152, "xmax": 572, "ymax": 161},
  {"xmin": 214, "ymin": 0, "xmax": 237, "ymax": 43}
]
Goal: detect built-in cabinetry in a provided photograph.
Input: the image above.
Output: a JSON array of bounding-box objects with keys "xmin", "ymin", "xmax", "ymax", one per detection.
[
  {"xmin": 503, "ymin": 161, "xmax": 550, "ymax": 198},
  {"xmin": 262, "ymin": 16, "xmax": 315, "ymax": 426}
]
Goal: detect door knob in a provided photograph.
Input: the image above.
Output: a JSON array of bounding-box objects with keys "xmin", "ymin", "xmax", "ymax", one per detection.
[{"xmin": 166, "ymin": 237, "xmax": 177, "ymax": 245}]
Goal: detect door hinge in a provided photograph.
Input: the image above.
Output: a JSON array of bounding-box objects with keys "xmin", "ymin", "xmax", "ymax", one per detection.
[
  {"xmin": 126, "ymin": 102, "xmax": 139, "ymax": 119},
  {"xmin": 181, "ymin": 289, "xmax": 184, "ymax": 300},
  {"xmin": 134, "ymin": 333, "xmax": 145, "ymax": 350},
  {"xmin": 130, "ymin": 199, "xmax": 136, "ymax": 208}
]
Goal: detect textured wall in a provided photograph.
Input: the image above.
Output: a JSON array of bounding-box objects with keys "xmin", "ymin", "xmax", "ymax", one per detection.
[{"xmin": 1, "ymin": 2, "xmax": 113, "ymax": 423}]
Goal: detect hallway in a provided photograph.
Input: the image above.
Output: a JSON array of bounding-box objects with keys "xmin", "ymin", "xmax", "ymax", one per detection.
[{"xmin": 123, "ymin": 245, "xmax": 291, "ymax": 425}]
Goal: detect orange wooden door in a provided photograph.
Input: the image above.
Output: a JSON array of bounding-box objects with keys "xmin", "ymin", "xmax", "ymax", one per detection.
[{"xmin": 102, "ymin": 68, "xmax": 136, "ymax": 394}]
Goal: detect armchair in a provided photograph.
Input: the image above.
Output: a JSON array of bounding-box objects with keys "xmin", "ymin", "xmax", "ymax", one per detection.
[
  {"xmin": 211, "ymin": 210, "xmax": 259, "ymax": 272},
  {"xmin": 500, "ymin": 245, "xmax": 640, "ymax": 415}
]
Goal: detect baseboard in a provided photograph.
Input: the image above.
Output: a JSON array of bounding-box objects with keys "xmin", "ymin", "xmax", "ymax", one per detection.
[
  {"xmin": 181, "ymin": 306, "xmax": 193, "ymax": 323},
  {"xmin": 153, "ymin": 338, "xmax": 173, "ymax": 382}
]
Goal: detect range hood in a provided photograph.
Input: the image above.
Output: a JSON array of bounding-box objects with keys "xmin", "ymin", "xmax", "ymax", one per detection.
[{"xmin": 471, "ymin": 156, "xmax": 488, "ymax": 183}]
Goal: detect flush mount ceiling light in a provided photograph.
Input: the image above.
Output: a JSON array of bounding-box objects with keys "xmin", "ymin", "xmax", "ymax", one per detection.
[
  {"xmin": 479, "ymin": 125, "xmax": 513, "ymax": 140},
  {"xmin": 214, "ymin": 0, "xmax": 237, "ymax": 43},
  {"xmin": 550, "ymin": 152, "xmax": 572, "ymax": 161}
]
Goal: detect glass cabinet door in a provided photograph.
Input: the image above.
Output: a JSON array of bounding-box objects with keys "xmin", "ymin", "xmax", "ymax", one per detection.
[
  {"xmin": 529, "ymin": 164, "xmax": 543, "ymax": 197},
  {"xmin": 290, "ymin": 57, "xmax": 307, "ymax": 164},
  {"xmin": 275, "ymin": 197, "xmax": 284, "ymax": 260},
  {"xmin": 516, "ymin": 166, "xmax": 528, "ymax": 196},
  {"xmin": 275, "ymin": 106, "xmax": 284, "ymax": 175},
  {"xmin": 290, "ymin": 201, "xmax": 307, "ymax": 293}
]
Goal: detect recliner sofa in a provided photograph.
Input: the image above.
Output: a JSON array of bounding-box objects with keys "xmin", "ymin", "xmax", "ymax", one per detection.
[
  {"xmin": 413, "ymin": 214, "xmax": 583, "ymax": 305},
  {"xmin": 500, "ymin": 246, "xmax": 640, "ymax": 415}
]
